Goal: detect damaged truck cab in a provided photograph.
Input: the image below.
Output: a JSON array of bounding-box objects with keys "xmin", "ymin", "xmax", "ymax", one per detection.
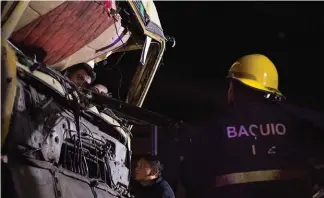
[{"xmin": 1, "ymin": 1, "xmax": 172, "ymax": 198}]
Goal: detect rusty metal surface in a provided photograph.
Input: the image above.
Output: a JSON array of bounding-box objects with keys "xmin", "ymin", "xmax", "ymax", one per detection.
[{"xmin": 1, "ymin": 40, "xmax": 17, "ymax": 146}]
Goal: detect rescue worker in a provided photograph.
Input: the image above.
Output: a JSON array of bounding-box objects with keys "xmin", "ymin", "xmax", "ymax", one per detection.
[
  {"xmin": 131, "ymin": 155, "xmax": 175, "ymax": 198},
  {"xmin": 183, "ymin": 54, "xmax": 324, "ymax": 198},
  {"xmin": 62, "ymin": 61, "xmax": 96, "ymax": 88}
]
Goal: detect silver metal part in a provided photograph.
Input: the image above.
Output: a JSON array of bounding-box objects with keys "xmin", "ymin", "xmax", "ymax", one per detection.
[{"xmin": 6, "ymin": 75, "xmax": 131, "ymax": 198}]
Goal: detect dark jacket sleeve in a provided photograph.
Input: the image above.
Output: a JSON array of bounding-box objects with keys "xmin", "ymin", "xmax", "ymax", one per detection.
[
  {"xmin": 282, "ymin": 104, "xmax": 324, "ymax": 130},
  {"xmin": 159, "ymin": 180, "xmax": 175, "ymax": 198},
  {"xmin": 281, "ymin": 104, "xmax": 324, "ymax": 155},
  {"xmin": 288, "ymin": 105, "xmax": 324, "ymax": 186},
  {"xmin": 296, "ymin": 108, "xmax": 324, "ymax": 157}
]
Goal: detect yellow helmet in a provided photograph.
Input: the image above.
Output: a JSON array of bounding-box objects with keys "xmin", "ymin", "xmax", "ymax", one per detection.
[{"xmin": 228, "ymin": 54, "xmax": 282, "ymax": 96}]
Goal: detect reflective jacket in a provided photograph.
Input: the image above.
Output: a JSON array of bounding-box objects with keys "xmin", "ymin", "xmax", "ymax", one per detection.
[{"xmin": 182, "ymin": 101, "xmax": 324, "ymax": 198}]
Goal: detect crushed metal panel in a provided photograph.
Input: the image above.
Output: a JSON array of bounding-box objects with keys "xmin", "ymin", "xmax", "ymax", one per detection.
[
  {"xmin": 125, "ymin": 0, "xmax": 166, "ymax": 107},
  {"xmin": 126, "ymin": 42, "xmax": 165, "ymax": 107}
]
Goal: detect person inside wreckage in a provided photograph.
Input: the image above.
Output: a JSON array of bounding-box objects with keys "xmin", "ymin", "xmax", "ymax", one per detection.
[
  {"xmin": 61, "ymin": 61, "xmax": 118, "ymax": 116},
  {"xmin": 62, "ymin": 62, "xmax": 96, "ymax": 89}
]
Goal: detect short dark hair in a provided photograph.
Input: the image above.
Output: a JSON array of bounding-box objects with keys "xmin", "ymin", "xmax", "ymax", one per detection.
[
  {"xmin": 140, "ymin": 155, "xmax": 163, "ymax": 174},
  {"xmin": 63, "ymin": 63, "xmax": 96, "ymax": 82}
]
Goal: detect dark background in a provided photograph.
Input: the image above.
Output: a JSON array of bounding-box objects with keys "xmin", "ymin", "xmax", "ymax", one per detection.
[
  {"xmin": 147, "ymin": 2, "xmax": 324, "ymax": 122},
  {"xmin": 96, "ymin": 2, "xmax": 324, "ymax": 123}
]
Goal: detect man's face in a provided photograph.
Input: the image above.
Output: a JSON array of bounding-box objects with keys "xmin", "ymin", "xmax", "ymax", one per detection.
[
  {"xmin": 135, "ymin": 158, "xmax": 153, "ymax": 181},
  {"xmin": 69, "ymin": 69, "xmax": 92, "ymax": 87}
]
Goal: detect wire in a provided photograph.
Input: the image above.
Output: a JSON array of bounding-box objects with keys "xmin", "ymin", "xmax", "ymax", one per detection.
[
  {"xmin": 112, "ymin": 10, "xmax": 127, "ymax": 101},
  {"xmin": 97, "ymin": 3, "xmax": 127, "ymax": 101}
]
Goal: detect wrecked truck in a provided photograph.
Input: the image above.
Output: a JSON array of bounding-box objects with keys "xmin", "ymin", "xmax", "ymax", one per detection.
[{"xmin": 1, "ymin": 1, "xmax": 175, "ymax": 198}]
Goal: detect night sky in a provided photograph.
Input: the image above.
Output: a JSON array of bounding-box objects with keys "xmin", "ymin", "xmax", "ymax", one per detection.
[{"xmin": 97, "ymin": 2, "xmax": 324, "ymax": 123}]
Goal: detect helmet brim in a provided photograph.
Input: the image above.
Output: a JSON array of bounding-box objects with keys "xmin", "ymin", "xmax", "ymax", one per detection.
[{"xmin": 228, "ymin": 76, "xmax": 283, "ymax": 97}]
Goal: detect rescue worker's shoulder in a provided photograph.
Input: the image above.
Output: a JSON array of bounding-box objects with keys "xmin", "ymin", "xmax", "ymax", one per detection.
[
  {"xmin": 279, "ymin": 103, "xmax": 324, "ymax": 130},
  {"xmin": 280, "ymin": 103, "xmax": 324, "ymax": 155},
  {"xmin": 156, "ymin": 179, "xmax": 175, "ymax": 198}
]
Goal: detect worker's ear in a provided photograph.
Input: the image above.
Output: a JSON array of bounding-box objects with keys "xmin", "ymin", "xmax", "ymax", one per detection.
[{"xmin": 150, "ymin": 167, "xmax": 159, "ymax": 177}]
